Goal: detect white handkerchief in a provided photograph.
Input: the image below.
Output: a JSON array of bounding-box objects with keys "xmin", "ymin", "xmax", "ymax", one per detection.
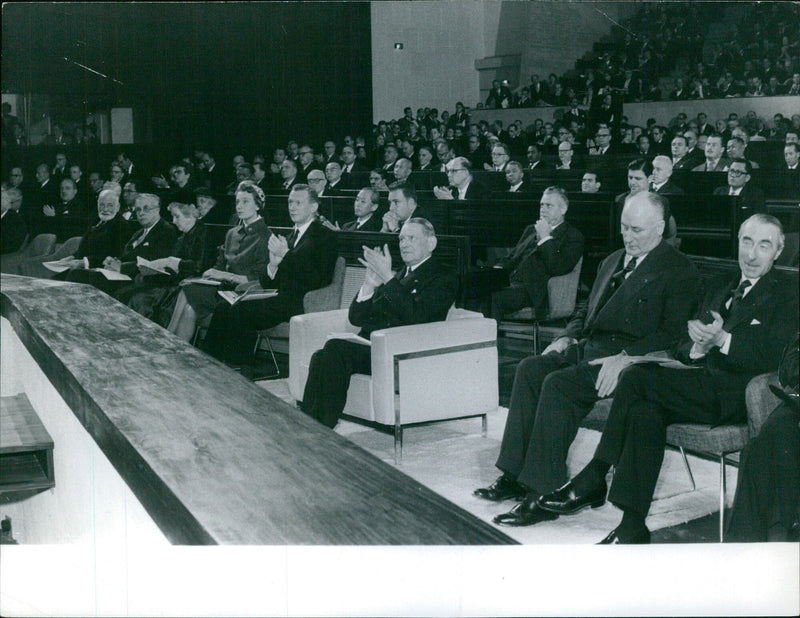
[{"xmin": 750, "ymin": 318, "xmax": 761, "ymax": 325}]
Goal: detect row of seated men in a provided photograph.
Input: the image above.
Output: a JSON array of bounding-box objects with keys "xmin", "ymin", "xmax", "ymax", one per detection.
[{"xmin": 2, "ymin": 176, "xmax": 798, "ymax": 543}]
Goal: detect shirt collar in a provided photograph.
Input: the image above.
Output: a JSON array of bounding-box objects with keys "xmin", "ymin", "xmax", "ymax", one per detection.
[
  {"xmin": 406, "ymin": 255, "xmax": 431, "ymax": 273},
  {"xmin": 293, "ymin": 217, "xmax": 314, "ymax": 242}
]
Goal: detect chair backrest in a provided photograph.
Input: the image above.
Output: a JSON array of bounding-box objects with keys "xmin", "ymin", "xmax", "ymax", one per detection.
[
  {"xmin": 47, "ymin": 236, "xmax": 83, "ymax": 260},
  {"xmin": 776, "ymin": 232, "xmax": 799, "ymax": 267},
  {"xmin": 340, "ymin": 265, "xmax": 366, "ymax": 309},
  {"xmin": 25, "ymin": 234, "xmax": 57, "ymax": 258},
  {"xmin": 546, "ymin": 256, "xmax": 582, "ymax": 320},
  {"xmin": 303, "ymin": 256, "xmax": 346, "ymax": 312}
]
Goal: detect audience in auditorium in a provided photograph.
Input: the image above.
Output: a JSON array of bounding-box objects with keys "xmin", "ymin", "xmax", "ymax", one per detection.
[
  {"xmin": 474, "ymin": 192, "xmax": 702, "ymax": 528},
  {"xmin": 536, "ymin": 213, "xmax": 797, "ymax": 543},
  {"xmin": 300, "ymin": 217, "xmax": 457, "ymax": 427}
]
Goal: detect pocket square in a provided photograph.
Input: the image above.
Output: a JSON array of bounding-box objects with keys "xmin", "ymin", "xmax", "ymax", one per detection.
[{"xmin": 750, "ymin": 318, "xmax": 761, "ymax": 325}]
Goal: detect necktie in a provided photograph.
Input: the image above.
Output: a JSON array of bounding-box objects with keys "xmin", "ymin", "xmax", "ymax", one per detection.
[
  {"xmin": 131, "ymin": 228, "xmax": 147, "ymax": 248},
  {"xmin": 610, "ymin": 256, "xmax": 638, "ymax": 290},
  {"xmin": 287, "ymin": 228, "xmax": 299, "ymax": 249},
  {"xmin": 721, "ymin": 280, "xmax": 751, "ymax": 319}
]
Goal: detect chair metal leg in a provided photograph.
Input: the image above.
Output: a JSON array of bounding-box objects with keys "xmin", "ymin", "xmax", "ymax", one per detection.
[
  {"xmin": 481, "ymin": 414, "xmax": 487, "ymax": 438},
  {"xmin": 252, "ymin": 332, "xmax": 280, "ymax": 380},
  {"xmin": 719, "ymin": 454, "xmax": 726, "ymax": 543},
  {"xmin": 679, "ymin": 446, "xmax": 696, "ymax": 491},
  {"xmin": 532, "ymin": 321, "xmax": 540, "ymax": 355},
  {"xmin": 394, "ymin": 422, "xmax": 402, "ymax": 466}
]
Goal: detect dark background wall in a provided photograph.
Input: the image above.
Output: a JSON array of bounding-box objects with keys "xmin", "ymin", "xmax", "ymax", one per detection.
[{"xmin": 2, "ymin": 2, "xmax": 373, "ymax": 157}]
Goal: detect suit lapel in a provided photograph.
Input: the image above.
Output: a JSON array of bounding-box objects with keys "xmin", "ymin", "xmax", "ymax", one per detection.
[
  {"xmin": 584, "ymin": 250, "xmax": 623, "ymax": 327},
  {"xmin": 591, "ymin": 244, "xmax": 668, "ymax": 326},
  {"xmin": 723, "ymin": 271, "xmax": 776, "ymax": 331}
]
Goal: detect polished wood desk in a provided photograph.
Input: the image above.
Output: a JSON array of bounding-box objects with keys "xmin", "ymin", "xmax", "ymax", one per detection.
[{"xmin": 0, "ymin": 274, "xmax": 514, "ymax": 545}]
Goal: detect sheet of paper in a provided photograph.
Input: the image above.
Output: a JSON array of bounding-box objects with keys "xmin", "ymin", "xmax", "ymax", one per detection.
[
  {"xmin": 43, "ymin": 261, "xmax": 71, "ymax": 273},
  {"xmin": 92, "ymin": 268, "xmax": 132, "ymax": 281}
]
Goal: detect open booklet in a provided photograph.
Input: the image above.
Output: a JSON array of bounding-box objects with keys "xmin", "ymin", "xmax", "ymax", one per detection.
[
  {"xmin": 91, "ymin": 268, "xmax": 131, "ymax": 281},
  {"xmin": 137, "ymin": 256, "xmax": 180, "ymax": 276},
  {"xmin": 326, "ymin": 332, "xmax": 371, "ymax": 346},
  {"xmin": 43, "ymin": 260, "xmax": 72, "ymax": 273},
  {"xmin": 624, "ymin": 353, "xmax": 697, "ymax": 370},
  {"xmin": 217, "ymin": 288, "xmax": 278, "ymax": 305}
]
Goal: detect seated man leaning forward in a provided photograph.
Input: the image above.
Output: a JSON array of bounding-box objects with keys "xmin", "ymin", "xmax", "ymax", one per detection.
[
  {"xmin": 491, "ymin": 186, "xmax": 585, "ymax": 320},
  {"xmin": 201, "ymin": 184, "xmax": 338, "ymax": 370},
  {"xmin": 300, "ymin": 217, "xmax": 458, "ymax": 428},
  {"xmin": 537, "ymin": 214, "xmax": 798, "ymax": 544},
  {"xmin": 474, "ymin": 191, "xmax": 702, "ymax": 527}
]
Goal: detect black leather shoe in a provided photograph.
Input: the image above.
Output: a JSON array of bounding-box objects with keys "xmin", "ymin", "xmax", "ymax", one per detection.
[
  {"xmin": 493, "ymin": 494, "xmax": 559, "ymax": 527},
  {"xmin": 537, "ymin": 479, "xmax": 607, "ymax": 515},
  {"xmin": 474, "ymin": 475, "xmax": 527, "ymax": 502},
  {"xmin": 597, "ymin": 526, "xmax": 651, "ymax": 545}
]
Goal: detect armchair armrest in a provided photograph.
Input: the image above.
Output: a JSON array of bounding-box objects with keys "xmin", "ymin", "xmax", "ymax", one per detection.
[
  {"xmin": 745, "ymin": 372, "xmax": 782, "ymax": 438},
  {"xmin": 288, "ymin": 309, "xmax": 357, "ymax": 401},
  {"xmin": 370, "ymin": 317, "xmax": 498, "ymax": 425}
]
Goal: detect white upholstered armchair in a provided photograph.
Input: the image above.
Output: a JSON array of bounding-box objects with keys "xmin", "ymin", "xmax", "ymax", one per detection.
[{"xmin": 289, "ymin": 306, "xmax": 498, "ymax": 463}]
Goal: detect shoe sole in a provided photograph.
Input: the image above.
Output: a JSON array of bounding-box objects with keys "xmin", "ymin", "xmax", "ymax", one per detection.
[{"xmin": 473, "ymin": 491, "xmax": 527, "ymax": 502}]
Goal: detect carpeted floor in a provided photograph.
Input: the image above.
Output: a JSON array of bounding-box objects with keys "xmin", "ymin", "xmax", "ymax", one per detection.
[{"xmin": 257, "ymin": 378, "xmax": 734, "ymax": 544}]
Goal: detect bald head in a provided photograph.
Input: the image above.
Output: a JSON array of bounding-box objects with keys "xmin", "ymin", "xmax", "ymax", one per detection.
[
  {"xmin": 393, "ymin": 158, "xmax": 413, "ymax": 182},
  {"xmin": 651, "ymin": 155, "xmax": 673, "ymax": 185},
  {"xmin": 620, "ymin": 192, "xmax": 666, "ymax": 257}
]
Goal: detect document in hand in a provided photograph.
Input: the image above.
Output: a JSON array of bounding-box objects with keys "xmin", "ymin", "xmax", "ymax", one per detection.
[
  {"xmin": 180, "ymin": 277, "xmax": 222, "ymax": 286},
  {"xmin": 43, "ymin": 260, "xmax": 71, "ymax": 273},
  {"xmin": 624, "ymin": 354, "xmax": 697, "ymax": 370},
  {"xmin": 217, "ymin": 288, "xmax": 278, "ymax": 305},
  {"xmin": 91, "ymin": 268, "xmax": 132, "ymax": 281},
  {"xmin": 137, "ymin": 256, "xmax": 177, "ymax": 276},
  {"xmin": 326, "ymin": 332, "xmax": 371, "ymax": 346}
]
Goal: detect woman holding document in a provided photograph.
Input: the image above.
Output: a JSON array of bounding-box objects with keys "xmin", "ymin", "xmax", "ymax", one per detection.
[
  {"xmin": 119, "ymin": 201, "xmax": 214, "ymax": 322},
  {"xmin": 166, "ymin": 182, "xmax": 271, "ymax": 341}
]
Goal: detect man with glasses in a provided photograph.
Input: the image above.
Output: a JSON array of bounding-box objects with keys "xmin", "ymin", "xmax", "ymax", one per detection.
[
  {"xmin": 485, "ymin": 142, "xmax": 511, "ymax": 172},
  {"xmin": 65, "ymin": 193, "xmax": 177, "ymax": 294},
  {"xmin": 306, "ymin": 169, "xmax": 328, "ymax": 198},
  {"xmin": 556, "ymin": 142, "xmax": 576, "ymax": 170},
  {"xmin": 296, "ymin": 145, "xmax": 318, "ymax": 182},
  {"xmin": 713, "ymin": 158, "xmax": 765, "ymax": 221},
  {"xmin": 433, "ymin": 157, "xmax": 488, "ymax": 200},
  {"xmin": 589, "ymin": 127, "xmax": 614, "ymax": 156}
]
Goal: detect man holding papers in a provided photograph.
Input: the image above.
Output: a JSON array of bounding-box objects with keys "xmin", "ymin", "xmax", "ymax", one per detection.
[
  {"xmin": 300, "ymin": 217, "xmax": 457, "ymax": 428},
  {"xmin": 537, "ymin": 214, "xmax": 798, "ymax": 544}
]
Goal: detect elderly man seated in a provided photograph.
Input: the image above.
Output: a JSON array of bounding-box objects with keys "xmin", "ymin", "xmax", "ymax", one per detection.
[
  {"xmin": 537, "ymin": 214, "xmax": 798, "ymax": 543},
  {"xmin": 490, "ymin": 186, "xmax": 584, "ymax": 320},
  {"xmin": 300, "ymin": 217, "xmax": 458, "ymax": 428}
]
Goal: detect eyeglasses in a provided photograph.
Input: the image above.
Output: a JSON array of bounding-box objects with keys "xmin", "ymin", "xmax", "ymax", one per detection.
[
  {"xmin": 133, "ymin": 206, "xmax": 157, "ymax": 214},
  {"xmin": 446, "ymin": 168, "xmax": 468, "ymax": 174},
  {"xmin": 728, "ymin": 168, "xmax": 748, "ymax": 177},
  {"xmin": 299, "ymin": 151, "xmax": 312, "ymax": 156}
]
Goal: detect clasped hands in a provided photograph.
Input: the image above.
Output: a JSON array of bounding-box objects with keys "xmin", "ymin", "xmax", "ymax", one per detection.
[
  {"xmin": 687, "ymin": 310, "xmax": 727, "ymax": 355},
  {"xmin": 102, "ymin": 256, "xmax": 122, "ymax": 272},
  {"xmin": 533, "ymin": 217, "xmax": 552, "ymax": 241},
  {"xmin": 432, "ymin": 185, "xmax": 454, "ymax": 200},
  {"xmin": 358, "ymin": 244, "xmax": 394, "ymax": 291},
  {"xmin": 268, "ymin": 233, "xmax": 290, "ymax": 267}
]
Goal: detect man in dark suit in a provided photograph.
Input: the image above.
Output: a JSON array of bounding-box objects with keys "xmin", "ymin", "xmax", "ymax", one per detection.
[
  {"xmin": 65, "ymin": 193, "xmax": 177, "ymax": 294},
  {"xmin": 340, "ymin": 145, "xmax": 367, "ymax": 182},
  {"xmin": 41, "ymin": 178, "xmax": 88, "ymax": 242},
  {"xmin": 1, "ymin": 187, "xmax": 27, "ymax": 254},
  {"xmin": 692, "ymin": 134, "xmax": 731, "ymax": 171},
  {"xmin": 432, "ymin": 157, "xmax": 488, "ymax": 200},
  {"xmin": 25, "ymin": 163, "xmax": 59, "ymax": 235},
  {"xmin": 202, "ymin": 185, "xmax": 338, "ymax": 369},
  {"xmin": 649, "ymin": 156, "xmax": 684, "ymax": 195},
  {"xmin": 526, "ymin": 144, "xmax": 553, "ymax": 175},
  {"xmin": 504, "ymin": 161, "xmax": 532, "ymax": 194},
  {"xmin": 340, "ymin": 188, "xmax": 383, "ymax": 232},
  {"xmin": 324, "ymin": 162, "xmax": 348, "ymax": 195},
  {"xmin": 381, "ymin": 182, "xmax": 428, "ymax": 233},
  {"xmin": 278, "ymin": 159, "xmax": 300, "ymax": 191},
  {"xmin": 588, "ymin": 127, "xmax": 615, "ymax": 157},
  {"xmin": 491, "ymin": 186, "xmax": 585, "ymax": 319},
  {"xmin": 670, "ymin": 134, "xmax": 695, "ymax": 171},
  {"xmin": 52, "ymin": 189, "xmax": 135, "ymax": 275},
  {"xmin": 712, "ymin": 159, "xmax": 766, "ymax": 224},
  {"xmin": 300, "ymin": 217, "xmax": 458, "ymax": 427},
  {"xmin": 539, "ymin": 214, "xmax": 798, "ymax": 543},
  {"xmin": 474, "ymin": 192, "xmax": 702, "ymax": 526}
]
